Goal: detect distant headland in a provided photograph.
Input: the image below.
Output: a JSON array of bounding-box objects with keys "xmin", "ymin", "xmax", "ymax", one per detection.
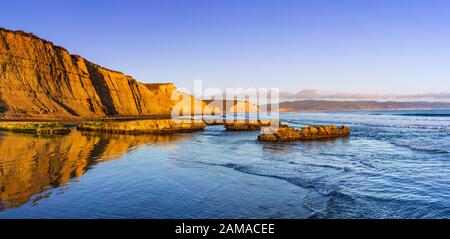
[{"xmin": 278, "ymin": 100, "xmax": 450, "ymax": 112}]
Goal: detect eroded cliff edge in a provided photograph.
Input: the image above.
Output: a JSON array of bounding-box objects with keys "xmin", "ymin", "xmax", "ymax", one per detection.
[{"xmin": 0, "ymin": 28, "xmax": 177, "ymax": 119}]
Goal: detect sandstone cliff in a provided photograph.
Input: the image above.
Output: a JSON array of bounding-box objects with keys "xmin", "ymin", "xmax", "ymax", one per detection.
[
  {"xmin": 0, "ymin": 28, "xmax": 260, "ymax": 119},
  {"xmin": 0, "ymin": 28, "xmax": 176, "ymax": 119}
]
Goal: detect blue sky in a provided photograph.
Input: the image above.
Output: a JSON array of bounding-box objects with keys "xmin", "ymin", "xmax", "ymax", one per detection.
[{"xmin": 1, "ymin": 0, "xmax": 450, "ymax": 98}]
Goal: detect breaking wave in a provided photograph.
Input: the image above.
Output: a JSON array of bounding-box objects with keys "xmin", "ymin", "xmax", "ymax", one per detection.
[{"xmin": 391, "ymin": 140, "xmax": 448, "ymax": 154}]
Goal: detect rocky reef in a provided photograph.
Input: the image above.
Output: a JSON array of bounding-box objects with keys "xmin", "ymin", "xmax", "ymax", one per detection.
[
  {"xmin": 0, "ymin": 121, "xmax": 70, "ymax": 134},
  {"xmin": 77, "ymin": 119, "xmax": 206, "ymax": 134},
  {"xmin": 223, "ymin": 119, "xmax": 275, "ymax": 131},
  {"xmin": 258, "ymin": 124, "xmax": 350, "ymax": 142}
]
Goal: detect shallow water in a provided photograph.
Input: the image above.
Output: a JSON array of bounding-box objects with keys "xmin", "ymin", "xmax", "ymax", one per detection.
[{"xmin": 0, "ymin": 110, "xmax": 449, "ymax": 218}]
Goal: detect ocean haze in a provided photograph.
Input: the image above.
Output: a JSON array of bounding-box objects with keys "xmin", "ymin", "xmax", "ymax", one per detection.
[
  {"xmin": 279, "ymin": 90, "xmax": 450, "ymax": 102},
  {"xmin": 277, "ymin": 100, "xmax": 450, "ymax": 112}
]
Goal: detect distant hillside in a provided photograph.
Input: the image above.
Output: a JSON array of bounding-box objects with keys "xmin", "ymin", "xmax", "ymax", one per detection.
[{"xmin": 278, "ymin": 100, "xmax": 450, "ymax": 112}]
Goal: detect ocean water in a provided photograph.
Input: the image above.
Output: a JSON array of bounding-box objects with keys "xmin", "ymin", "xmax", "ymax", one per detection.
[{"xmin": 0, "ymin": 110, "xmax": 449, "ymax": 218}]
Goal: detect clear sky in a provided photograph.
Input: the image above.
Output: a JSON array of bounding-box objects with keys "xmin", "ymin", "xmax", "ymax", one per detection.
[{"xmin": 1, "ymin": 0, "xmax": 450, "ymax": 98}]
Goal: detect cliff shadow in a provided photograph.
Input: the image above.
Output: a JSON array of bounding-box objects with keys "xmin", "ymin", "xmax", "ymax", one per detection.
[
  {"xmin": 0, "ymin": 98, "xmax": 7, "ymax": 114},
  {"xmin": 84, "ymin": 60, "xmax": 118, "ymax": 116}
]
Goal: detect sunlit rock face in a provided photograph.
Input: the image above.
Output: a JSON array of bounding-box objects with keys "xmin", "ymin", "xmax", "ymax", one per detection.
[
  {"xmin": 0, "ymin": 131, "xmax": 187, "ymax": 210},
  {"xmin": 0, "ymin": 28, "xmax": 175, "ymax": 119}
]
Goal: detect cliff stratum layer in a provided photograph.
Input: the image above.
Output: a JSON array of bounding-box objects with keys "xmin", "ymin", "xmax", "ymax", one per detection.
[{"xmin": 0, "ymin": 28, "xmax": 178, "ymax": 119}]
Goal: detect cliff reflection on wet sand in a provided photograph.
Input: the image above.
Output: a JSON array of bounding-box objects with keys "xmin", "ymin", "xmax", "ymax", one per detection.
[{"xmin": 0, "ymin": 130, "xmax": 187, "ymax": 210}]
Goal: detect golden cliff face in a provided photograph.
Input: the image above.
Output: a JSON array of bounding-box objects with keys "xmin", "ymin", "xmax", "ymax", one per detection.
[
  {"xmin": 0, "ymin": 28, "xmax": 260, "ymax": 119},
  {"xmin": 0, "ymin": 28, "xmax": 174, "ymax": 119},
  {"xmin": 0, "ymin": 131, "xmax": 187, "ymax": 210}
]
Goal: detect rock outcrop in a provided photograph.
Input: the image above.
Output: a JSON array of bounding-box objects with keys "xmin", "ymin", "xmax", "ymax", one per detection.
[
  {"xmin": 77, "ymin": 119, "xmax": 206, "ymax": 134},
  {"xmin": 258, "ymin": 125, "xmax": 350, "ymax": 142},
  {"xmin": 0, "ymin": 121, "xmax": 71, "ymax": 134},
  {"xmin": 223, "ymin": 119, "xmax": 275, "ymax": 131}
]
